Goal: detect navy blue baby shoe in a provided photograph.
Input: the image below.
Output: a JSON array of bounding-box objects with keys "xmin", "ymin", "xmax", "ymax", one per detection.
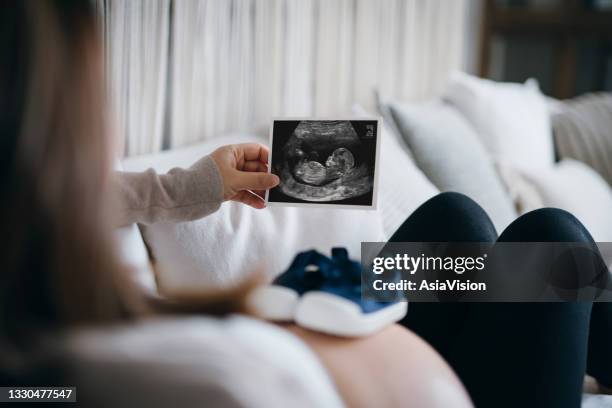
[
  {"xmin": 247, "ymin": 250, "xmax": 331, "ymax": 321},
  {"xmin": 294, "ymin": 248, "xmax": 407, "ymax": 337},
  {"xmin": 249, "ymin": 248, "xmax": 407, "ymax": 337}
]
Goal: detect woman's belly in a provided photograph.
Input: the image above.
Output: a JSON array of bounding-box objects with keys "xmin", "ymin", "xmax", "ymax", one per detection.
[{"xmin": 282, "ymin": 323, "xmax": 473, "ymax": 408}]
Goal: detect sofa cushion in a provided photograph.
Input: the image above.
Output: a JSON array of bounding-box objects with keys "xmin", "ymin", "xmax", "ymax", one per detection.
[
  {"xmin": 353, "ymin": 104, "xmax": 439, "ymax": 237},
  {"xmin": 443, "ymin": 72, "xmax": 554, "ymax": 171},
  {"xmin": 385, "ymin": 100, "xmax": 517, "ymax": 232},
  {"xmin": 521, "ymin": 159, "xmax": 612, "ymax": 242},
  {"xmin": 551, "ymin": 92, "xmax": 612, "ymax": 185},
  {"xmin": 115, "ymin": 224, "xmax": 157, "ymax": 295}
]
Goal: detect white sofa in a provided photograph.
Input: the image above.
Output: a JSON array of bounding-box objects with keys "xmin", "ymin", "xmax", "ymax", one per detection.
[{"xmin": 116, "ymin": 75, "xmax": 612, "ymax": 407}]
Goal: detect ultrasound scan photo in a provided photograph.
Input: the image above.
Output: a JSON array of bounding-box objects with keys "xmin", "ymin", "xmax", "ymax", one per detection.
[{"xmin": 266, "ymin": 119, "xmax": 380, "ymax": 208}]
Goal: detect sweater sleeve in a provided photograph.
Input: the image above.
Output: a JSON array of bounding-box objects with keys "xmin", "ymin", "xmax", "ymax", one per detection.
[{"xmin": 114, "ymin": 155, "xmax": 224, "ymax": 226}]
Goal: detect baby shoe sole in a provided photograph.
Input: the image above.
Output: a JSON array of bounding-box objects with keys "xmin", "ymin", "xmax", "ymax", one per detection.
[
  {"xmin": 247, "ymin": 285, "xmax": 300, "ymax": 322},
  {"xmin": 295, "ymin": 291, "xmax": 407, "ymax": 337}
]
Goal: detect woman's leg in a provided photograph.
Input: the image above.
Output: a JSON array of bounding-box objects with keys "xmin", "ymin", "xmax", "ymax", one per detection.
[
  {"xmin": 588, "ymin": 301, "xmax": 612, "ymax": 390},
  {"xmin": 498, "ymin": 207, "xmax": 596, "ymax": 242},
  {"xmin": 389, "ymin": 192, "xmax": 498, "ymax": 243},
  {"xmin": 393, "ymin": 195, "xmax": 610, "ymax": 407},
  {"xmin": 499, "ymin": 208, "xmax": 612, "ymax": 391},
  {"xmin": 390, "ymin": 192, "xmax": 498, "ymax": 359},
  {"xmin": 449, "ymin": 208, "xmax": 602, "ymax": 408}
]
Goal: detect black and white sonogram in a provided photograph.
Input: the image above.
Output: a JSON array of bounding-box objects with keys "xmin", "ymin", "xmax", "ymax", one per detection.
[{"xmin": 266, "ymin": 119, "xmax": 380, "ymax": 208}]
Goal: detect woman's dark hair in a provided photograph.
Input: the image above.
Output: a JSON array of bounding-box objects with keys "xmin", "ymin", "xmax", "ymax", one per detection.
[
  {"xmin": 0, "ymin": 0, "xmax": 145, "ymax": 345},
  {"xmin": 0, "ymin": 3, "xmax": 256, "ymax": 375},
  {"xmin": 0, "ymin": 0, "xmax": 149, "ymax": 360}
]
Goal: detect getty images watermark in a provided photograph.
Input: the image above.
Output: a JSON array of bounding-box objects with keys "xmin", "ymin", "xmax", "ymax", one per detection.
[{"xmin": 361, "ymin": 242, "xmax": 612, "ymax": 302}]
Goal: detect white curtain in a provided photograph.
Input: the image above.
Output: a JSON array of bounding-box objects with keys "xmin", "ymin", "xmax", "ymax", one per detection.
[
  {"xmin": 97, "ymin": 0, "xmax": 171, "ymax": 156},
  {"xmin": 99, "ymin": 0, "xmax": 468, "ymax": 156}
]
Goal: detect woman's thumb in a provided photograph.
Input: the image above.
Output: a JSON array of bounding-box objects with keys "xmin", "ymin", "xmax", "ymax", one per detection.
[{"xmin": 234, "ymin": 171, "xmax": 280, "ymax": 191}]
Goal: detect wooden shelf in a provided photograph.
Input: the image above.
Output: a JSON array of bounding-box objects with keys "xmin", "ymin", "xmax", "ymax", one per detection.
[
  {"xmin": 491, "ymin": 9, "xmax": 612, "ymax": 34},
  {"xmin": 479, "ymin": 0, "xmax": 612, "ymax": 98}
]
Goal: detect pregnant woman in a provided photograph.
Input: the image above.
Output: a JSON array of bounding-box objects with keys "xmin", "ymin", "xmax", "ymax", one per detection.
[
  {"xmin": 0, "ymin": 2, "xmax": 468, "ymax": 407},
  {"xmin": 2, "ymin": 2, "xmax": 610, "ymax": 408}
]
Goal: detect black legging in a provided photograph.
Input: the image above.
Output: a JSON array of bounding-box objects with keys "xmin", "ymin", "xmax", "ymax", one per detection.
[{"xmin": 391, "ymin": 192, "xmax": 612, "ymax": 408}]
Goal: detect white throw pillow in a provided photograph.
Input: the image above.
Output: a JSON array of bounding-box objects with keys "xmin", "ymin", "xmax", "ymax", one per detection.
[
  {"xmin": 123, "ymin": 134, "xmax": 385, "ymax": 293},
  {"xmin": 383, "ymin": 100, "xmax": 517, "ymax": 232},
  {"xmin": 521, "ymin": 159, "xmax": 612, "ymax": 242},
  {"xmin": 443, "ymin": 72, "xmax": 554, "ymax": 171},
  {"xmin": 353, "ymin": 104, "xmax": 439, "ymax": 237}
]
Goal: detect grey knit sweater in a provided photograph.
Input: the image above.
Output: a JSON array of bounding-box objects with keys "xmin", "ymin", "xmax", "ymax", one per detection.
[{"xmin": 114, "ymin": 155, "xmax": 224, "ymax": 226}]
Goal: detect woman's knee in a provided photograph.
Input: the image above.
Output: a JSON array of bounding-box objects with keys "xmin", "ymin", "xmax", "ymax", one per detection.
[
  {"xmin": 499, "ymin": 207, "xmax": 595, "ymax": 243},
  {"xmin": 424, "ymin": 192, "xmax": 492, "ymax": 224},
  {"xmin": 498, "ymin": 209, "xmax": 608, "ymax": 300},
  {"xmin": 391, "ymin": 192, "xmax": 497, "ymax": 242}
]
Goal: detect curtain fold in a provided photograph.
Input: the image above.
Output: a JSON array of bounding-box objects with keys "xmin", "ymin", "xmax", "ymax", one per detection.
[
  {"xmin": 100, "ymin": 0, "xmax": 468, "ymax": 155},
  {"xmin": 98, "ymin": 0, "xmax": 170, "ymax": 156}
]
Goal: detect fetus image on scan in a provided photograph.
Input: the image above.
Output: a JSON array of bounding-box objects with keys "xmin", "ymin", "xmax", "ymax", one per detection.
[{"xmin": 268, "ymin": 120, "xmax": 378, "ymax": 206}]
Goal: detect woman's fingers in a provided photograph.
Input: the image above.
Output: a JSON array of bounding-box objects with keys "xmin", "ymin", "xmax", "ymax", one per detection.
[
  {"xmin": 231, "ymin": 190, "xmax": 266, "ymax": 209},
  {"xmin": 252, "ymin": 190, "xmax": 266, "ymax": 199},
  {"xmin": 212, "ymin": 143, "xmax": 278, "ymax": 206},
  {"xmin": 242, "ymin": 160, "xmax": 268, "ymax": 173},
  {"xmin": 232, "ymin": 170, "xmax": 279, "ymax": 192},
  {"xmin": 235, "ymin": 143, "xmax": 269, "ymax": 165},
  {"xmin": 241, "ymin": 162, "xmax": 273, "ymax": 199}
]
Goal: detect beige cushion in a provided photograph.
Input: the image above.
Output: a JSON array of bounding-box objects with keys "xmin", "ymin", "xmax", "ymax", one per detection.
[{"xmin": 552, "ymin": 92, "xmax": 612, "ymax": 186}]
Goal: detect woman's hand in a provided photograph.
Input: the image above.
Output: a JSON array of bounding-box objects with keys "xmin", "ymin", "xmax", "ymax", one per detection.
[{"xmin": 210, "ymin": 143, "xmax": 280, "ymax": 209}]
